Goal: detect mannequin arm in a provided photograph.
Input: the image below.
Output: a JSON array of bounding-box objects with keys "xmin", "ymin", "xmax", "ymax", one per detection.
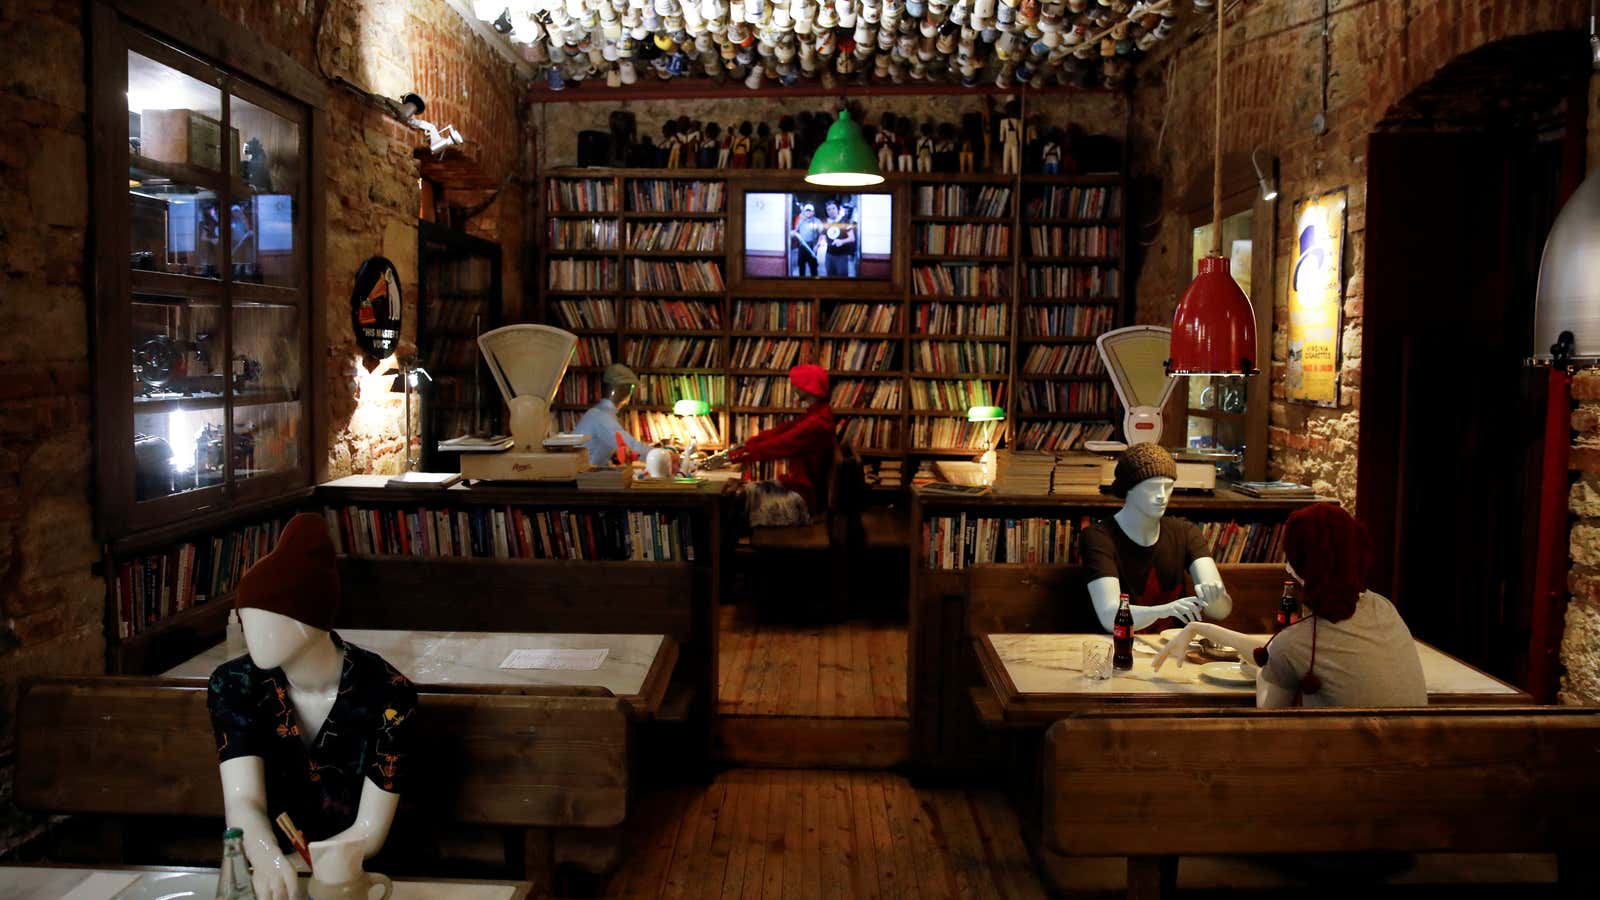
[
  {"xmin": 219, "ymin": 756, "xmax": 302, "ymax": 900},
  {"xmin": 1150, "ymin": 622, "xmax": 1261, "ymax": 672},
  {"xmin": 324, "ymin": 777, "xmax": 400, "ymax": 859},
  {"xmin": 1188, "ymin": 557, "xmax": 1233, "ymax": 620},
  {"xmin": 1087, "ymin": 576, "xmax": 1203, "ymax": 632}
]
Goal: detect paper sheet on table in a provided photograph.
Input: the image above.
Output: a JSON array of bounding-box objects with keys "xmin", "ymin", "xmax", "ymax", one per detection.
[
  {"xmin": 499, "ymin": 648, "xmax": 608, "ymax": 670},
  {"xmin": 60, "ymin": 873, "xmax": 140, "ymax": 900}
]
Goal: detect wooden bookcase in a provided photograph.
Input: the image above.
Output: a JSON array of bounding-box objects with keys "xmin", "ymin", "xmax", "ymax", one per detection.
[
  {"xmin": 418, "ymin": 221, "xmax": 502, "ymax": 472},
  {"xmin": 536, "ymin": 168, "xmax": 1130, "ymax": 485}
]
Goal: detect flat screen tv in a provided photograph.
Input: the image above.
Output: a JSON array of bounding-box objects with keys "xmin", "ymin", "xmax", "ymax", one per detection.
[{"xmin": 743, "ymin": 191, "xmax": 893, "ymax": 281}]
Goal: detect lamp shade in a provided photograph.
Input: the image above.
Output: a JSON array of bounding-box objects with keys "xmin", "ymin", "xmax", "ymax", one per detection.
[
  {"xmin": 1168, "ymin": 255, "xmax": 1259, "ymax": 377},
  {"xmin": 673, "ymin": 398, "xmax": 712, "ymax": 416},
  {"xmin": 1532, "ymin": 174, "xmax": 1600, "ymax": 362},
  {"xmin": 806, "ymin": 109, "xmax": 884, "ymax": 187},
  {"xmin": 967, "ymin": 405, "xmax": 1005, "ymax": 422}
]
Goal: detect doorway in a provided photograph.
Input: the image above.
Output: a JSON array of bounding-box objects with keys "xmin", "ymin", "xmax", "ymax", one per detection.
[{"xmin": 1359, "ymin": 33, "xmax": 1588, "ymax": 682}]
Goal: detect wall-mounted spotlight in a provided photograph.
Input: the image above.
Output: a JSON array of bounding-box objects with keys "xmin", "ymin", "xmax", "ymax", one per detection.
[
  {"xmin": 1251, "ymin": 147, "xmax": 1278, "ymax": 202},
  {"xmin": 398, "ymin": 92, "xmax": 426, "ymax": 121}
]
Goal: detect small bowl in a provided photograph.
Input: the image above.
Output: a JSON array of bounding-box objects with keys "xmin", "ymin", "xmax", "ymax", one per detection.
[{"xmin": 1196, "ymin": 637, "xmax": 1239, "ymax": 661}]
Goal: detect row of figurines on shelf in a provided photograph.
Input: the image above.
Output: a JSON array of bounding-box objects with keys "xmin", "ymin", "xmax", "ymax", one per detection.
[{"xmin": 596, "ymin": 102, "xmax": 1121, "ymax": 175}]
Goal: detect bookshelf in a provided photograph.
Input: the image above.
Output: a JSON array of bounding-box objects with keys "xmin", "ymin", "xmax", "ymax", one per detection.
[
  {"xmin": 418, "ymin": 223, "xmax": 502, "ymax": 472},
  {"xmin": 537, "ymin": 167, "xmax": 1132, "ymax": 485}
]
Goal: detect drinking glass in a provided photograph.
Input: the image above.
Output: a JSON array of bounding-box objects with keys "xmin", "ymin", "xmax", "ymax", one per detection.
[{"xmin": 1082, "ymin": 637, "xmax": 1114, "ymax": 680}]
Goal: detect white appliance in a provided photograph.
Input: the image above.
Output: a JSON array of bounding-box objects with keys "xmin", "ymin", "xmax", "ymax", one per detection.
[
  {"xmin": 1095, "ymin": 325, "xmax": 1178, "ymax": 446},
  {"xmin": 459, "ymin": 324, "xmax": 586, "ymax": 481}
]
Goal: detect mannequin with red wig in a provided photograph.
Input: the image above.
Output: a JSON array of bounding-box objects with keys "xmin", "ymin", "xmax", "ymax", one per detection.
[
  {"xmin": 1154, "ymin": 503, "xmax": 1426, "ymax": 708},
  {"xmin": 704, "ymin": 364, "xmax": 836, "ymax": 527}
]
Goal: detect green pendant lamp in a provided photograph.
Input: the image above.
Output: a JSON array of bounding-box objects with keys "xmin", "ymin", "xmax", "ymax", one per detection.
[{"xmin": 806, "ymin": 109, "xmax": 884, "ymax": 187}]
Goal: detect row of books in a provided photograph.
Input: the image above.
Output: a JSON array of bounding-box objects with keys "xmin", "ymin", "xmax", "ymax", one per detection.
[
  {"xmin": 913, "ymin": 302, "xmax": 1009, "ymax": 336},
  {"xmin": 734, "ymin": 300, "xmax": 813, "ymax": 330},
  {"xmin": 743, "ymin": 459, "xmax": 787, "ymax": 482},
  {"xmin": 424, "ymin": 297, "xmax": 489, "ymax": 332},
  {"xmin": 1018, "ymin": 381, "xmax": 1114, "ymax": 414},
  {"xmin": 731, "ymin": 338, "xmax": 803, "ymax": 369},
  {"xmin": 913, "ymin": 341, "xmax": 1008, "ymax": 374},
  {"xmin": 910, "ymin": 417, "xmax": 999, "ymax": 449},
  {"xmin": 827, "ymin": 303, "xmax": 899, "ymax": 332},
  {"xmin": 915, "ymin": 223, "xmax": 1012, "ymax": 256},
  {"xmin": 910, "ymin": 378, "xmax": 1004, "ymax": 410},
  {"xmin": 833, "ymin": 377, "xmax": 902, "ymax": 409},
  {"xmin": 324, "ymin": 505, "xmax": 695, "ymax": 562},
  {"xmin": 1022, "ymin": 343, "xmax": 1105, "ymax": 375},
  {"xmin": 1198, "ymin": 521, "xmax": 1288, "ymax": 563},
  {"xmin": 623, "ymin": 337, "xmax": 720, "ymax": 368},
  {"xmin": 643, "ymin": 372, "xmax": 727, "ymax": 405},
  {"xmin": 915, "ymin": 184, "xmax": 1012, "ymax": 218},
  {"xmin": 819, "ymin": 339, "xmax": 899, "ymax": 372},
  {"xmin": 1026, "ymin": 265, "xmax": 1120, "ymax": 299},
  {"xmin": 870, "ymin": 457, "xmax": 905, "ymax": 488},
  {"xmin": 557, "ymin": 373, "xmax": 602, "ymax": 405},
  {"xmin": 628, "ymin": 220, "xmax": 723, "ymax": 253},
  {"xmin": 912, "ymin": 263, "xmax": 1010, "ymax": 297},
  {"xmin": 628, "ymin": 260, "xmax": 725, "ymax": 292},
  {"xmin": 552, "ymin": 298, "xmax": 616, "ymax": 329},
  {"xmin": 734, "ymin": 375, "xmax": 802, "ymax": 407},
  {"xmin": 626, "ymin": 179, "xmax": 725, "ymax": 212},
  {"xmin": 629, "ymin": 299, "xmax": 722, "ymax": 330},
  {"xmin": 1019, "ymin": 304, "xmax": 1117, "ymax": 337},
  {"xmin": 923, "ymin": 514, "xmax": 1084, "ymax": 569},
  {"xmin": 547, "ymin": 178, "xmax": 616, "ymax": 212},
  {"xmin": 425, "ymin": 337, "xmax": 479, "ymax": 371},
  {"xmin": 548, "ymin": 219, "xmax": 618, "ymax": 250},
  {"xmin": 112, "ymin": 519, "xmax": 286, "ymax": 638},
  {"xmin": 629, "ymin": 410, "xmax": 723, "ymax": 446},
  {"xmin": 573, "ymin": 337, "xmax": 615, "ymax": 366},
  {"xmin": 1013, "ymin": 419, "xmax": 1117, "ymax": 451},
  {"xmin": 1024, "ymin": 185, "xmax": 1121, "ymax": 220},
  {"xmin": 1027, "ymin": 226, "xmax": 1121, "ymax": 258},
  {"xmin": 839, "ymin": 415, "xmax": 900, "ymax": 448},
  {"xmin": 548, "ymin": 258, "xmax": 617, "ymax": 291},
  {"xmin": 426, "ymin": 256, "xmax": 494, "ymax": 295}
]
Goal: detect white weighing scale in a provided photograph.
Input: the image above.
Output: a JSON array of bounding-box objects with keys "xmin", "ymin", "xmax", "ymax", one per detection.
[
  {"xmin": 1094, "ymin": 325, "xmax": 1218, "ymax": 491},
  {"xmin": 458, "ymin": 324, "xmax": 589, "ymax": 481}
]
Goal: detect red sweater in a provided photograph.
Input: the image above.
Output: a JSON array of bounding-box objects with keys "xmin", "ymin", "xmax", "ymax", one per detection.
[{"xmin": 730, "ymin": 402, "xmax": 836, "ymax": 514}]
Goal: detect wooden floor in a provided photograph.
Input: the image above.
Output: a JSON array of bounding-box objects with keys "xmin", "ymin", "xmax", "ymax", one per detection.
[
  {"xmin": 716, "ymin": 605, "xmax": 909, "ymax": 719},
  {"xmin": 603, "ymin": 768, "xmax": 1045, "ymax": 899}
]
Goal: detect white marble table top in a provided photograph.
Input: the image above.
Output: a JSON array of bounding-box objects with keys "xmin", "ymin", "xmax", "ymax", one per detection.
[
  {"xmin": 0, "ymin": 866, "xmax": 529, "ymax": 900},
  {"xmin": 165, "ymin": 630, "xmax": 667, "ymax": 699},
  {"xmin": 985, "ymin": 633, "xmax": 1526, "ymax": 699}
]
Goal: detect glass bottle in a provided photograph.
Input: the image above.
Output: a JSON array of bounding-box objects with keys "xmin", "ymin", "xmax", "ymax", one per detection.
[
  {"xmin": 1112, "ymin": 594, "xmax": 1134, "ymax": 670},
  {"xmin": 1274, "ymin": 580, "xmax": 1299, "ymax": 633},
  {"xmin": 217, "ymin": 827, "xmax": 257, "ymax": 899}
]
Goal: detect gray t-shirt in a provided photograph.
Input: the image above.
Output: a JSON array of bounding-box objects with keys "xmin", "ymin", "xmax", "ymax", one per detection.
[{"xmin": 1260, "ymin": 591, "xmax": 1427, "ymax": 708}]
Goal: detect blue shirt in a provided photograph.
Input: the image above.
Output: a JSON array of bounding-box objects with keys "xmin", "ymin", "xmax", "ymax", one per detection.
[{"xmin": 573, "ymin": 398, "xmax": 652, "ymax": 466}]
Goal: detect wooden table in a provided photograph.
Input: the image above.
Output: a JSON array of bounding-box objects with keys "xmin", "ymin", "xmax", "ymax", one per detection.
[
  {"xmin": 0, "ymin": 865, "xmax": 532, "ymax": 899},
  {"xmin": 974, "ymin": 633, "xmax": 1531, "ymax": 725},
  {"xmin": 165, "ymin": 630, "xmax": 678, "ymax": 718}
]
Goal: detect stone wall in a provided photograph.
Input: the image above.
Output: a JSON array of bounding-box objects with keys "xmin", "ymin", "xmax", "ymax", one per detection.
[{"xmin": 1126, "ymin": 0, "xmax": 1588, "ymax": 509}]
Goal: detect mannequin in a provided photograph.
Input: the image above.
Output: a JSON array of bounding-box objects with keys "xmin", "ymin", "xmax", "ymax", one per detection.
[
  {"xmin": 209, "ymin": 514, "xmax": 416, "ymax": 900},
  {"xmin": 573, "ymin": 363, "xmax": 653, "ymax": 466},
  {"xmin": 1083, "ymin": 444, "xmax": 1232, "ymax": 633}
]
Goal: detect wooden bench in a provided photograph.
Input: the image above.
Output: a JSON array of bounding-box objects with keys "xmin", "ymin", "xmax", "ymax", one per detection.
[
  {"xmin": 742, "ymin": 445, "xmax": 867, "ymax": 621},
  {"xmin": 1038, "ymin": 706, "xmax": 1600, "ymax": 899},
  {"xmin": 15, "ymin": 677, "xmax": 630, "ymax": 893}
]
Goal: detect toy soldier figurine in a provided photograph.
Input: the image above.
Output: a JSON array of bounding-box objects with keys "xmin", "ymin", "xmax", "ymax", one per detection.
[
  {"xmin": 678, "ymin": 117, "xmax": 701, "ymax": 168},
  {"xmin": 916, "ymin": 121, "xmax": 936, "ymax": 173},
  {"xmin": 895, "ymin": 116, "xmax": 915, "ymax": 172},
  {"xmin": 1040, "ymin": 127, "xmax": 1063, "ymax": 174},
  {"xmin": 775, "ymin": 116, "xmax": 796, "ymax": 168},
  {"xmin": 875, "ymin": 112, "xmax": 898, "ymax": 171},
  {"xmin": 663, "ymin": 119, "xmax": 683, "ymax": 168},
  {"xmin": 998, "ymin": 99, "xmax": 1023, "ymax": 174}
]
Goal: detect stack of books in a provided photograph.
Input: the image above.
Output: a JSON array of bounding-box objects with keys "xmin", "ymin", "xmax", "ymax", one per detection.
[
  {"xmin": 1054, "ymin": 453, "xmax": 1111, "ymax": 495},
  {"xmin": 1233, "ymin": 481, "xmax": 1317, "ymax": 499},
  {"xmin": 874, "ymin": 458, "xmax": 903, "ymax": 488},
  {"xmin": 991, "ymin": 451, "xmax": 1055, "ymax": 495}
]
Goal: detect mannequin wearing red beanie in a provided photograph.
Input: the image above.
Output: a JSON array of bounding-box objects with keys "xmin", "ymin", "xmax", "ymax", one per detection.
[
  {"xmin": 1152, "ymin": 503, "xmax": 1426, "ymax": 708},
  {"xmin": 721, "ymin": 364, "xmax": 836, "ymax": 527},
  {"xmin": 207, "ymin": 514, "xmax": 416, "ymax": 899}
]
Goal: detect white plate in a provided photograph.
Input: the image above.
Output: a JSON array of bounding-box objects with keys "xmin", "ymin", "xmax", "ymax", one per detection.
[
  {"xmin": 1198, "ymin": 661, "xmax": 1256, "ymax": 686},
  {"xmin": 1158, "ymin": 628, "xmax": 1196, "ymax": 645},
  {"xmin": 1084, "ymin": 440, "xmax": 1128, "ymax": 453}
]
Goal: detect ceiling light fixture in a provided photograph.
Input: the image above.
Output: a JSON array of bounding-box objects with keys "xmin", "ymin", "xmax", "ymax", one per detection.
[
  {"xmin": 1167, "ymin": 0, "xmax": 1259, "ymax": 379},
  {"xmin": 805, "ymin": 108, "xmax": 884, "ymax": 187}
]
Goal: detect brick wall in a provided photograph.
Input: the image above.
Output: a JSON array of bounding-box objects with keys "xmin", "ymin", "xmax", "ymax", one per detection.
[
  {"xmin": 1127, "ymin": 0, "xmax": 1587, "ymax": 509},
  {"xmin": 0, "ymin": 0, "xmax": 529, "ymax": 847}
]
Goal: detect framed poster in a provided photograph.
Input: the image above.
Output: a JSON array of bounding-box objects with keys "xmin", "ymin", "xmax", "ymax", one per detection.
[{"xmin": 1286, "ymin": 189, "xmax": 1346, "ymax": 406}]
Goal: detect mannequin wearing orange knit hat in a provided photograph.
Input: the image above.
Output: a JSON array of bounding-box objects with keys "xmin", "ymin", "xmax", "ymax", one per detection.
[
  {"xmin": 706, "ymin": 363, "xmax": 835, "ymax": 528},
  {"xmin": 207, "ymin": 514, "xmax": 416, "ymax": 900}
]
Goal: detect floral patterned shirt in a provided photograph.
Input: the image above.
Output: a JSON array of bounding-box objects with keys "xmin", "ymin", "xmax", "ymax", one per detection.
[{"xmin": 207, "ymin": 632, "xmax": 417, "ymax": 846}]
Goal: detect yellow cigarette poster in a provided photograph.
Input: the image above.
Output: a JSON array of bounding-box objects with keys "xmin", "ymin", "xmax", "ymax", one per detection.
[{"xmin": 1286, "ymin": 190, "xmax": 1346, "ymax": 406}]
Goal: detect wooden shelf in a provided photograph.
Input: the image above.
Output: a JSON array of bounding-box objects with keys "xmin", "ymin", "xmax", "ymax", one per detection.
[
  {"xmin": 545, "ymin": 210, "xmax": 621, "ymax": 218},
  {"xmin": 132, "ymin": 388, "xmax": 299, "ymax": 416},
  {"xmin": 909, "ymin": 333, "xmax": 1011, "ymax": 342},
  {"xmin": 907, "ymin": 408, "xmax": 984, "ymax": 417},
  {"xmin": 911, "ymin": 295, "xmax": 1012, "ymax": 303},
  {"xmin": 130, "ymin": 269, "xmax": 224, "ymax": 299},
  {"xmin": 1024, "ymin": 256, "xmax": 1120, "ymax": 265},
  {"xmin": 907, "ymin": 372, "xmax": 1009, "ymax": 380},
  {"xmin": 1018, "ymin": 372, "xmax": 1106, "ymax": 381},
  {"xmin": 912, "ymin": 214, "xmax": 1014, "ymax": 224},
  {"xmin": 1018, "ymin": 334, "xmax": 1100, "ymax": 344},
  {"xmin": 546, "ymin": 248, "xmax": 619, "ymax": 258},
  {"xmin": 1014, "ymin": 410, "xmax": 1115, "ymax": 419},
  {"xmin": 911, "ymin": 254, "xmax": 1012, "ymax": 263},
  {"xmin": 1019, "ymin": 297, "xmax": 1119, "ymax": 305},
  {"xmin": 833, "ymin": 408, "xmax": 906, "ymax": 416},
  {"xmin": 623, "ymin": 210, "xmax": 725, "ymax": 219},
  {"xmin": 623, "ymin": 328, "xmax": 723, "ymax": 337},
  {"xmin": 621, "ymin": 290, "xmax": 725, "ymax": 298},
  {"xmin": 546, "ymin": 288, "xmax": 620, "ymax": 296},
  {"xmin": 908, "ymin": 447, "xmax": 991, "ymax": 455},
  {"xmin": 623, "ymin": 249, "xmax": 726, "ymax": 258},
  {"xmin": 1022, "ymin": 217, "xmax": 1120, "ymax": 225}
]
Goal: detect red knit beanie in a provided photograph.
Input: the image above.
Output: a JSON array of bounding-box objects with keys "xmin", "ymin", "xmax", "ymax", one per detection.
[
  {"xmin": 236, "ymin": 513, "xmax": 341, "ymax": 631},
  {"xmin": 789, "ymin": 364, "xmax": 829, "ymax": 398},
  {"xmin": 1282, "ymin": 503, "xmax": 1368, "ymax": 623}
]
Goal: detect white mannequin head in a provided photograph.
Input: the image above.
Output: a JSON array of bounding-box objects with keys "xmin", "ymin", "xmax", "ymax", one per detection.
[
  {"xmin": 1122, "ymin": 475, "xmax": 1174, "ymax": 521},
  {"xmin": 240, "ymin": 607, "xmax": 327, "ymax": 671}
]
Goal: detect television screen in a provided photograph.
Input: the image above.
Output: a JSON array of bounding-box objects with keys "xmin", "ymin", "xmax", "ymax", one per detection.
[{"xmin": 743, "ymin": 191, "xmax": 893, "ymax": 280}]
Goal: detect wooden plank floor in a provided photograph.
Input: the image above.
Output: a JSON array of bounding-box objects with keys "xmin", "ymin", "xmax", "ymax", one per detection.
[
  {"xmin": 716, "ymin": 605, "xmax": 909, "ymax": 719},
  {"xmin": 605, "ymin": 768, "xmax": 1046, "ymax": 899}
]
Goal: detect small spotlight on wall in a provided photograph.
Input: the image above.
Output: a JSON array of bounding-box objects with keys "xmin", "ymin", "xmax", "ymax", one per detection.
[
  {"xmin": 1251, "ymin": 147, "xmax": 1278, "ymax": 202},
  {"xmin": 397, "ymin": 92, "xmax": 426, "ymax": 121}
]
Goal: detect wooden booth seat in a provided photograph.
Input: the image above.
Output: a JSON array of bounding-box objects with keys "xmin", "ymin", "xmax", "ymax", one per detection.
[
  {"xmin": 1038, "ymin": 706, "xmax": 1600, "ymax": 899},
  {"xmin": 15, "ymin": 676, "xmax": 631, "ymax": 890},
  {"xmin": 741, "ymin": 446, "xmax": 868, "ymax": 620}
]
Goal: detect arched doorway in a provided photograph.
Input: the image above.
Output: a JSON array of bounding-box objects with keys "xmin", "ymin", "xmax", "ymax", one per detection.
[{"xmin": 1358, "ymin": 32, "xmax": 1590, "ymax": 682}]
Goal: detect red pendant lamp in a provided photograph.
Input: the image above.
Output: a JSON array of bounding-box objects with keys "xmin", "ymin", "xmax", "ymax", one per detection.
[{"xmin": 1168, "ymin": 0, "xmax": 1260, "ymax": 378}]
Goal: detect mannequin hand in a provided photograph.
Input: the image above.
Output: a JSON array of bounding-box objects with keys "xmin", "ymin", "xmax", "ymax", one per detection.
[
  {"xmin": 1194, "ymin": 582, "xmax": 1227, "ymax": 609},
  {"xmin": 249, "ymin": 849, "xmax": 301, "ymax": 900},
  {"xmin": 1151, "ymin": 622, "xmax": 1199, "ymax": 672},
  {"xmin": 1162, "ymin": 597, "xmax": 1205, "ymax": 625}
]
